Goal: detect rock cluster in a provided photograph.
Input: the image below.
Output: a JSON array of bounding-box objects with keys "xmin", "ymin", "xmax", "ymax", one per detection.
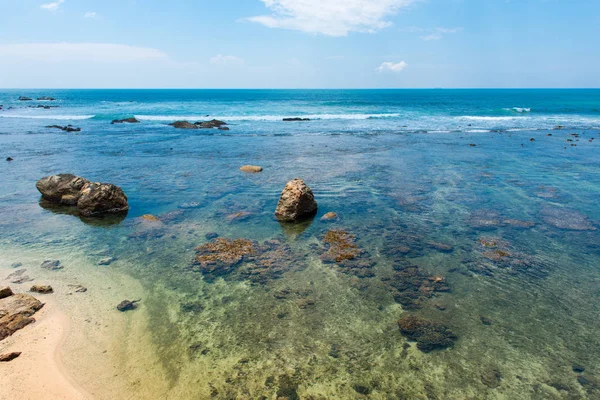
[
  {"xmin": 36, "ymin": 174, "xmax": 129, "ymax": 217},
  {"xmin": 274, "ymin": 179, "xmax": 318, "ymax": 222},
  {"xmin": 169, "ymin": 119, "xmax": 228, "ymax": 130},
  {"xmin": 0, "ymin": 290, "xmax": 44, "ymax": 341}
]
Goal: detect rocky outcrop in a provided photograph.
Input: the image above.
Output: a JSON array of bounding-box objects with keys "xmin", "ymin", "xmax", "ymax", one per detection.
[
  {"xmin": 45, "ymin": 125, "xmax": 81, "ymax": 132},
  {"xmin": 36, "ymin": 175, "xmax": 129, "ymax": 217},
  {"xmin": 169, "ymin": 121, "xmax": 197, "ymax": 129},
  {"xmin": 283, "ymin": 118, "xmax": 310, "ymax": 122},
  {"xmin": 0, "ymin": 291, "xmax": 44, "ymax": 341},
  {"xmin": 36, "ymin": 174, "xmax": 89, "ymax": 205},
  {"xmin": 240, "ymin": 165, "xmax": 263, "ymax": 173},
  {"xmin": 77, "ymin": 182, "xmax": 129, "ymax": 217},
  {"xmin": 18, "ymin": 96, "xmax": 32, "ymax": 101},
  {"xmin": 274, "ymin": 179, "xmax": 318, "ymax": 222},
  {"xmin": 37, "ymin": 96, "xmax": 56, "ymax": 101},
  {"xmin": 111, "ymin": 118, "xmax": 140, "ymax": 124},
  {"xmin": 196, "ymin": 119, "xmax": 227, "ymax": 129}
]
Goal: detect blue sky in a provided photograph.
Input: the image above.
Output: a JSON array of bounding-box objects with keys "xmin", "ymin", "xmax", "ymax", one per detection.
[{"xmin": 0, "ymin": 0, "xmax": 598, "ymax": 88}]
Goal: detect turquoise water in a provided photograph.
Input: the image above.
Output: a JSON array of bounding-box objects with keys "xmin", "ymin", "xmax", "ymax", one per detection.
[{"xmin": 1, "ymin": 90, "xmax": 600, "ymax": 398}]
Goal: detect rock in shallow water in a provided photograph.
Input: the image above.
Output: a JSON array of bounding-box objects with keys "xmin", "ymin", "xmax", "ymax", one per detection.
[
  {"xmin": 30, "ymin": 285, "xmax": 53, "ymax": 294},
  {"xmin": 77, "ymin": 182, "xmax": 129, "ymax": 217},
  {"xmin": 36, "ymin": 174, "xmax": 89, "ymax": 205},
  {"xmin": 116, "ymin": 299, "xmax": 140, "ymax": 312},
  {"xmin": 274, "ymin": 178, "xmax": 318, "ymax": 222},
  {"xmin": 41, "ymin": 260, "xmax": 63, "ymax": 270},
  {"xmin": 240, "ymin": 165, "xmax": 263, "ymax": 173}
]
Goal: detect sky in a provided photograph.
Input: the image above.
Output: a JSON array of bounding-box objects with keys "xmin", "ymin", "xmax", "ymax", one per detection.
[{"xmin": 0, "ymin": 0, "xmax": 599, "ymax": 88}]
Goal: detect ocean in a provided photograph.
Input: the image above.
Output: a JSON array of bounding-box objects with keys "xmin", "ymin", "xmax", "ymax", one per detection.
[{"xmin": 1, "ymin": 89, "xmax": 600, "ymax": 399}]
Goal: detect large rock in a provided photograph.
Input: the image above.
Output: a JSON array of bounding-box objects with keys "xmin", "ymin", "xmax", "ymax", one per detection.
[
  {"xmin": 77, "ymin": 182, "xmax": 129, "ymax": 217},
  {"xmin": 0, "ymin": 293, "xmax": 44, "ymax": 341},
  {"xmin": 275, "ymin": 179, "xmax": 318, "ymax": 222},
  {"xmin": 36, "ymin": 174, "xmax": 89, "ymax": 205}
]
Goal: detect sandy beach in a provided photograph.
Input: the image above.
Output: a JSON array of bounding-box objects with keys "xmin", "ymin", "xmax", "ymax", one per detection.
[
  {"xmin": 0, "ymin": 247, "xmax": 170, "ymax": 400},
  {"xmin": 0, "ymin": 294, "xmax": 90, "ymax": 400}
]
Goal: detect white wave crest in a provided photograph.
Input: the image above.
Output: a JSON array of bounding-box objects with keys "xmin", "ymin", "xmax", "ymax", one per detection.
[
  {"xmin": 503, "ymin": 107, "xmax": 531, "ymax": 113},
  {"xmin": 0, "ymin": 114, "xmax": 95, "ymax": 120},
  {"xmin": 458, "ymin": 116, "xmax": 527, "ymax": 121},
  {"xmin": 135, "ymin": 113, "xmax": 401, "ymax": 122}
]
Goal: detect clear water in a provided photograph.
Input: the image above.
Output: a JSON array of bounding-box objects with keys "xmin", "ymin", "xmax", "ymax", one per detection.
[{"xmin": 1, "ymin": 89, "xmax": 600, "ymax": 399}]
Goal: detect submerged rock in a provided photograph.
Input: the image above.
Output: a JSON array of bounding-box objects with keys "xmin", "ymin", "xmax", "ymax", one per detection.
[
  {"xmin": 41, "ymin": 260, "xmax": 63, "ymax": 270},
  {"xmin": 540, "ymin": 206, "xmax": 596, "ymax": 231},
  {"xmin": 37, "ymin": 96, "xmax": 55, "ymax": 101},
  {"xmin": 140, "ymin": 214, "xmax": 159, "ymax": 222},
  {"xmin": 283, "ymin": 117, "xmax": 310, "ymax": 122},
  {"xmin": 18, "ymin": 96, "xmax": 32, "ymax": 101},
  {"xmin": 77, "ymin": 182, "xmax": 129, "ymax": 217},
  {"xmin": 320, "ymin": 230, "xmax": 374, "ymax": 277},
  {"xmin": 6, "ymin": 269, "xmax": 33, "ymax": 284},
  {"xmin": 45, "ymin": 125, "xmax": 81, "ymax": 132},
  {"xmin": 240, "ymin": 165, "xmax": 263, "ymax": 173},
  {"xmin": 30, "ymin": 285, "xmax": 53, "ymax": 294},
  {"xmin": 388, "ymin": 263, "xmax": 449, "ymax": 309},
  {"xmin": 98, "ymin": 257, "xmax": 116, "ymax": 266},
  {"xmin": 116, "ymin": 299, "xmax": 140, "ymax": 312},
  {"xmin": 36, "ymin": 174, "xmax": 89, "ymax": 205},
  {"xmin": 274, "ymin": 178, "xmax": 318, "ymax": 222},
  {"xmin": 397, "ymin": 315, "xmax": 457, "ymax": 352},
  {"xmin": 320, "ymin": 212, "xmax": 338, "ymax": 222},
  {"xmin": 192, "ymin": 238, "xmax": 295, "ymax": 283},
  {"xmin": 6, "ymin": 157, "xmax": 13, "ymax": 162},
  {"xmin": 111, "ymin": 117, "xmax": 139, "ymax": 124},
  {"xmin": 0, "ymin": 352, "xmax": 22, "ymax": 362},
  {"xmin": 193, "ymin": 238, "xmax": 257, "ymax": 276},
  {"xmin": 0, "ymin": 293, "xmax": 44, "ymax": 341}
]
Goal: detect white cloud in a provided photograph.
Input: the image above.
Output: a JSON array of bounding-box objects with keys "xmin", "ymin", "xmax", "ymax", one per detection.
[
  {"xmin": 0, "ymin": 43, "xmax": 169, "ymax": 63},
  {"xmin": 377, "ymin": 61, "xmax": 408, "ymax": 72},
  {"xmin": 247, "ymin": 0, "xmax": 415, "ymax": 37},
  {"xmin": 209, "ymin": 54, "xmax": 244, "ymax": 66},
  {"xmin": 84, "ymin": 12, "xmax": 97, "ymax": 18},
  {"xmin": 417, "ymin": 27, "xmax": 462, "ymax": 41},
  {"xmin": 421, "ymin": 33, "xmax": 442, "ymax": 41},
  {"xmin": 40, "ymin": 0, "xmax": 64, "ymax": 12}
]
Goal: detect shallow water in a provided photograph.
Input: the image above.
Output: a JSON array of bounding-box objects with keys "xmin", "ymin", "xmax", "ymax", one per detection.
[{"xmin": 1, "ymin": 89, "xmax": 600, "ymax": 399}]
